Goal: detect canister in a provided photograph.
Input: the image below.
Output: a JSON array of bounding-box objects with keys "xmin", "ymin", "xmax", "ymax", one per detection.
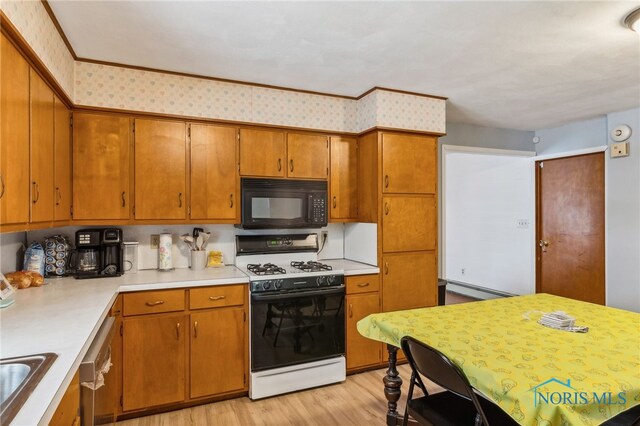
[{"xmin": 123, "ymin": 242, "xmax": 139, "ymax": 274}]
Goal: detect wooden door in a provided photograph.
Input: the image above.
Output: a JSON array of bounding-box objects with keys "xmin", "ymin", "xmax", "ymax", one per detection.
[
  {"xmin": 122, "ymin": 313, "xmax": 186, "ymax": 411},
  {"xmin": 0, "ymin": 34, "xmax": 30, "ymax": 226},
  {"xmin": 536, "ymin": 153, "xmax": 605, "ymax": 304},
  {"xmin": 190, "ymin": 124, "xmax": 239, "ymax": 221},
  {"xmin": 287, "ymin": 133, "xmax": 329, "ymax": 179},
  {"xmin": 382, "ymin": 196, "xmax": 436, "ymax": 252},
  {"xmin": 134, "ymin": 119, "xmax": 186, "ymax": 220},
  {"xmin": 346, "ymin": 292, "xmax": 381, "ymax": 370},
  {"xmin": 239, "ymin": 129, "xmax": 285, "ymax": 177},
  {"xmin": 30, "ymin": 69, "xmax": 54, "ymax": 223},
  {"xmin": 330, "ymin": 136, "xmax": 358, "ymax": 220},
  {"xmin": 190, "ymin": 307, "xmax": 245, "ymax": 399},
  {"xmin": 73, "ymin": 113, "xmax": 131, "ymax": 220},
  {"xmin": 382, "ymin": 252, "xmax": 437, "ymax": 312},
  {"xmin": 53, "ymin": 97, "xmax": 71, "ymax": 222},
  {"xmin": 382, "ymin": 134, "xmax": 436, "ymax": 194}
]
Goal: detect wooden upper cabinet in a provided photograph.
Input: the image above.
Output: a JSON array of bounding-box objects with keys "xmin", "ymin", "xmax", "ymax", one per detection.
[
  {"xmin": 382, "ymin": 133, "xmax": 437, "ymax": 194},
  {"xmin": 382, "ymin": 196, "xmax": 436, "ymax": 253},
  {"xmin": 239, "ymin": 128, "xmax": 285, "ymax": 177},
  {"xmin": 382, "ymin": 251, "xmax": 437, "ymax": 312},
  {"xmin": 73, "ymin": 113, "xmax": 131, "ymax": 220},
  {"xmin": 29, "ymin": 69, "xmax": 55, "ymax": 224},
  {"xmin": 53, "ymin": 97, "xmax": 71, "ymax": 222},
  {"xmin": 190, "ymin": 307, "xmax": 245, "ymax": 399},
  {"xmin": 329, "ymin": 136, "xmax": 357, "ymax": 220},
  {"xmin": 357, "ymin": 132, "xmax": 378, "ymax": 223},
  {"xmin": 122, "ymin": 313, "xmax": 186, "ymax": 411},
  {"xmin": 286, "ymin": 133, "xmax": 329, "ymax": 179},
  {"xmin": 134, "ymin": 119, "xmax": 187, "ymax": 220},
  {"xmin": 0, "ymin": 34, "xmax": 30, "ymax": 226},
  {"xmin": 190, "ymin": 124, "xmax": 239, "ymax": 221}
]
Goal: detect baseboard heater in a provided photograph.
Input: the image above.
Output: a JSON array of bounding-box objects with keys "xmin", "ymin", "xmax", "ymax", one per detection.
[{"xmin": 445, "ymin": 280, "xmax": 515, "ymax": 300}]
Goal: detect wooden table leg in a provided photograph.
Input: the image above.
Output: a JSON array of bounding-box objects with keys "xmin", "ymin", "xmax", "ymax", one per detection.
[{"xmin": 383, "ymin": 344, "xmax": 403, "ymax": 426}]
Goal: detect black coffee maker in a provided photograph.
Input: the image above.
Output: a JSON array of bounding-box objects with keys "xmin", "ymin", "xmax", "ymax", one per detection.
[{"xmin": 70, "ymin": 228, "xmax": 124, "ymax": 279}]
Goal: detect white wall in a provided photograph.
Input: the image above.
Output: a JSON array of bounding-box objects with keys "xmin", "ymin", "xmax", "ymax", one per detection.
[
  {"xmin": 443, "ymin": 148, "xmax": 535, "ymax": 295},
  {"xmin": 534, "ymin": 108, "xmax": 640, "ymax": 312},
  {"xmin": 0, "ymin": 232, "xmax": 26, "ymax": 273}
]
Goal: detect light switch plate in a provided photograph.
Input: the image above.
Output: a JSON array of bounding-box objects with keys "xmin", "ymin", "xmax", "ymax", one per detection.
[{"xmin": 611, "ymin": 142, "xmax": 629, "ymax": 158}]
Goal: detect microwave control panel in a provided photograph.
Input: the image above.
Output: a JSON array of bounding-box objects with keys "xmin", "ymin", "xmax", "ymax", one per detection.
[{"xmin": 311, "ymin": 196, "xmax": 326, "ymax": 223}]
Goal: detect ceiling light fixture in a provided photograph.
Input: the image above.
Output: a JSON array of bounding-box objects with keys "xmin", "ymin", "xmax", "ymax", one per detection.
[{"xmin": 624, "ymin": 7, "xmax": 640, "ymax": 32}]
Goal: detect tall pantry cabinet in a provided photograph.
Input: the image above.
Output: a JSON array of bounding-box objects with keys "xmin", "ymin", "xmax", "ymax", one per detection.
[{"xmin": 358, "ymin": 131, "xmax": 439, "ymax": 352}]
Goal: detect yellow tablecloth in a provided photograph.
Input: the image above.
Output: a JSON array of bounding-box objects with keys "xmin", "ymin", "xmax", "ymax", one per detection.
[{"xmin": 357, "ymin": 294, "xmax": 640, "ymax": 426}]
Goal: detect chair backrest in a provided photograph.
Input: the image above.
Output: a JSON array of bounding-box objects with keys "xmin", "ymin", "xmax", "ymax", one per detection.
[{"xmin": 401, "ymin": 336, "xmax": 476, "ymax": 400}]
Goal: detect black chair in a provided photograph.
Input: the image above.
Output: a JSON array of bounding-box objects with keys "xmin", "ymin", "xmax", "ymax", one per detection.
[{"xmin": 401, "ymin": 336, "xmax": 520, "ymax": 426}]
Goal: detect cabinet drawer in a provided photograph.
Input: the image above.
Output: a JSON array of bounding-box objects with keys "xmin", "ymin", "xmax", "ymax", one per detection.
[
  {"xmin": 190, "ymin": 284, "xmax": 245, "ymax": 310},
  {"xmin": 346, "ymin": 274, "xmax": 380, "ymax": 295},
  {"xmin": 123, "ymin": 289, "xmax": 185, "ymax": 316}
]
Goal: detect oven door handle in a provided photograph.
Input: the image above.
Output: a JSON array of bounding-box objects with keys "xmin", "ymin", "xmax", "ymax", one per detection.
[{"xmin": 251, "ymin": 286, "xmax": 345, "ymax": 302}]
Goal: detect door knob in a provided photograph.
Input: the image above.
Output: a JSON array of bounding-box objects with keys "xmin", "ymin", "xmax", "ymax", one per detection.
[{"xmin": 539, "ymin": 240, "xmax": 549, "ymax": 247}]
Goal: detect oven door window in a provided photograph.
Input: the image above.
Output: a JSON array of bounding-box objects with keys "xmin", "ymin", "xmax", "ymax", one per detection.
[{"xmin": 251, "ymin": 288, "xmax": 345, "ymax": 372}]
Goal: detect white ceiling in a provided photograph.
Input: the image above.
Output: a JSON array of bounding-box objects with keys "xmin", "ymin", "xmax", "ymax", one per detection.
[{"xmin": 49, "ymin": 1, "xmax": 640, "ymax": 131}]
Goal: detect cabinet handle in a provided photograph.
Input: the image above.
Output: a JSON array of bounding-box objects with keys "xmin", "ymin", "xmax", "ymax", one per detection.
[
  {"xmin": 385, "ymin": 262, "xmax": 389, "ymax": 275},
  {"xmin": 277, "ymin": 159, "xmax": 282, "ymax": 171},
  {"xmin": 385, "ymin": 175, "xmax": 389, "ymax": 188},
  {"xmin": 349, "ymin": 303, "xmax": 353, "ymax": 318},
  {"xmin": 229, "ymin": 194, "xmax": 233, "ymax": 208},
  {"xmin": 122, "ymin": 191, "xmax": 126, "ymax": 207},
  {"xmin": 384, "ymin": 203, "xmax": 390, "ymax": 215},
  {"xmin": 0, "ymin": 173, "xmax": 4, "ymax": 199},
  {"xmin": 194, "ymin": 321, "xmax": 198, "ymax": 338},
  {"xmin": 357, "ymin": 282, "xmax": 370, "ymax": 288},
  {"xmin": 145, "ymin": 300, "xmax": 165, "ymax": 307},
  {"xmin": 111, "ymin": 309, "xmax": 121, "ymax": 316},
  {"xmin": 178, "ymin": 192, "xmax": 183, "ymax": 207},
  {"xmin": 55, "ymin": 187, "xmax": 61, "ymax": 206},
  {"xmin": 209, "ymin": 295, "xmax": 226, "ymax": 301},
  {"xmin": 32, "ymin": 182, "xmax": 39, "ymax": 203},
  {"xmin": 290, "ymin": 159, "xmax": 294, "ymax": 172},
  {"xmin": 332, "ymin": 196, "xmax": 337, "ymax": 209},
  {"xmin": 176, "ymin": 322, "xmax": 181, "ymax": 340}
]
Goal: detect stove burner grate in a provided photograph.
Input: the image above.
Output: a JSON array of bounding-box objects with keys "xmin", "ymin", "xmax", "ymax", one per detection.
[
  {"xmin": 290, "ymin": 261, "xmax": 333, "ymax": 273},
  {"xmin": 247, "ymin": 263, "xmax": 286, "ymax": 275}
]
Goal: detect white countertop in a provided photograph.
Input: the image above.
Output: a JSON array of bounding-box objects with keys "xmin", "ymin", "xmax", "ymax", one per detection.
[{"xmin": 0, "ymin": 260, "xmax": 377, "ymax": 425}]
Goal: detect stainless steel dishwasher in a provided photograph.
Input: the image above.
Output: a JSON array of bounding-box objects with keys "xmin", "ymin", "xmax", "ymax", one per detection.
[{"xmin": 80, "ymin": 316, "xmax": 116, "ymax": 426}]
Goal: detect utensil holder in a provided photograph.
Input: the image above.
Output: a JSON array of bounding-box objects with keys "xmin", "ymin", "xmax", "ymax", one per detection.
[{"xmin": 191, "ymin": 251, "xmax": 206, "ymax": 271}]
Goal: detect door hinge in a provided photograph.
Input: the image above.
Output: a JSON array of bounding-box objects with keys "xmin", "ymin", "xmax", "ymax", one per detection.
[
  {"xmin": 69, "ymin": 115, "xmax": 73, "ymax": 128},
  {"xmin": 120, "ymin": 395, "xmax": 123, "ymax": 407},
  {"xmin": 70, "ymin": 205, "xmax": 73, "ymax": 218},
  {"xmin": 187, "ymin": 124, "xmax": 191, "ymax": 138},
  {"xmin": 120, "ymin": 323, "xmax": 123, "ymax": 336},
  {"xmin": 132, "ymin": 205, "xmax": 136, "ymax": 215},
  {"xmin": 243, "ymin": 311, "xmax": 246, "ymax": 322},
  {"xmin": 539, "ymin": 162, "xmax": 544, "ymax": 168},
  {"xmin": 188, "ymin": 206, "xmax": 191, "ymax": 217},
  {"xmin": 326, "ymin": 137, "xmax": 329, "ymax": 148},
  {"xmin": 326, "ymin": 167, "xmax": 329, "ymax": 176},
  {"xmin": 237, "ymin": 131, "xmax": 240, "ymax": 142},
  {"xmin": 132, "ymin": 122, "xmax": 136, "ymax": 133}
]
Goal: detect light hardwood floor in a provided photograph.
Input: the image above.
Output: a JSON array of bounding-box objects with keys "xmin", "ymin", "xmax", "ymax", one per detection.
[
  {"xmin": 117, "ymin": 364, "xmax": 440, "ymax": 426},
  {"xmin": 118, "ymin": 292, "xmax": 474, "ymax": 426}
]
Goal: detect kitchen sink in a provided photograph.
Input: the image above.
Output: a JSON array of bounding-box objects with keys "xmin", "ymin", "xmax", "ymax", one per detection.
[{"xmin": 0, "ymin": 353, "xmax": 57, "ymax": 425}]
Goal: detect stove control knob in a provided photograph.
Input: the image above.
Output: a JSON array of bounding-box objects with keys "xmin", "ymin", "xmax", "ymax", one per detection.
[
  {"xmin": 327, "ymin": 275, "xmax": 336, "ymax": 285},
  {"xmin": 316, "ymin": 276, "xmax": 326, "ymax": 286},
  {"xmin": 274, "ymin": 280, "xmax": 283, "ymax": 289},
  {"xmin": 263, "ymin": 281, "xmax": 271, "ymax": 290}
]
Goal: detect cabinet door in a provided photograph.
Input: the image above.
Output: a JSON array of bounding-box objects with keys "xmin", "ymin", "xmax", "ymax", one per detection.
[
  {"xmin": 54, "ymin": 97, "xmax": 71, "ymax": 221},
  {"xmin": 239, "ymin": 129, "xmax": 285, "ymax": 177},
  {"xmin": 73, "ymin": 113, "xmax": 131, "ymax": 220},
  {"xmin": 287, "ymin": 133, "xmax": 329, "ymax": 179},
  {"xmin": 190, "ymin": 124, "xmax": 239, "ymax": 221},
  {"xmin": 30, "ymin": 69, "xmax": 54, "ymax": 223},
  {"xmin": 382, "ymin": 196, "xmax": 436, "ymax": 253},
  {"xmin": 330, "ymin": 136, "xmax": 357, "ymax": 220},
  {"xmin": 190, "ymin": 307, "xmax": 245, "ymax": 399},
  {"xmin": 382, "ymin": 252, "xmax": 437, "ymax": 312},
  {"xmin": 134, "ymin": 119, "xmax": 186, "ymax": 220},
  {"xmin": 0, "ymin": 34, "xmax": 30, "ymax": 226},
  {"xmin": 382, "ymin": 134, "xmax": 436, "ymax": 194},
  {"xmin": 346, "ymin": 292, "xmax": 381, "ymax": 370},
  {"xmin": 122, "ymin": 314, "xmax": 186, "ymax": 411}
]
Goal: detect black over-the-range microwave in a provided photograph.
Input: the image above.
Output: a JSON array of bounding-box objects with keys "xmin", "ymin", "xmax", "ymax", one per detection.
[{"xmin": 239, "ymin": 178, "xmax": 328, "ymax": 229}]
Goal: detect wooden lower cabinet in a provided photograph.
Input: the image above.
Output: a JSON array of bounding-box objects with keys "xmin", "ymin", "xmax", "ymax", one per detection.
[
  {"xmin": 382, "ymin": 252, "xmax": 437, "ymax": 312},
  {"xmin": 122, "ymin": 313, "xmax": 187, "ymax": 411},
  {"xmin": 120, "ymin": 284, "xmax": 247, "ymax": 415},
  {"xmin": 346, "ymin": 292, "xmax": 381, "ymax": 370},
  {"xmin": 190, "ymin": 307, "xmax": 245, "ymax": 398},
  {"xmin": 50, "ymin": 370, "xmax": 80, "ymax": 426}
]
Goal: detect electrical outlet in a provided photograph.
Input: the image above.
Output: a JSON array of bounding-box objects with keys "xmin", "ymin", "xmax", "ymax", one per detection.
[
  {"xmin": 150, "ymin": 234, "xmax": 160, "ymax": 249},
  {"xmin": 517, "ymin": 219, "xmax": 530, "ymax": 229}
]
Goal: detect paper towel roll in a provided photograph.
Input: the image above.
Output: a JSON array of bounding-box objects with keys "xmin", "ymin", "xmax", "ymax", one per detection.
[{"xmin": 158, "ymin": 233, "xmax": 173, "ymax": 271}]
